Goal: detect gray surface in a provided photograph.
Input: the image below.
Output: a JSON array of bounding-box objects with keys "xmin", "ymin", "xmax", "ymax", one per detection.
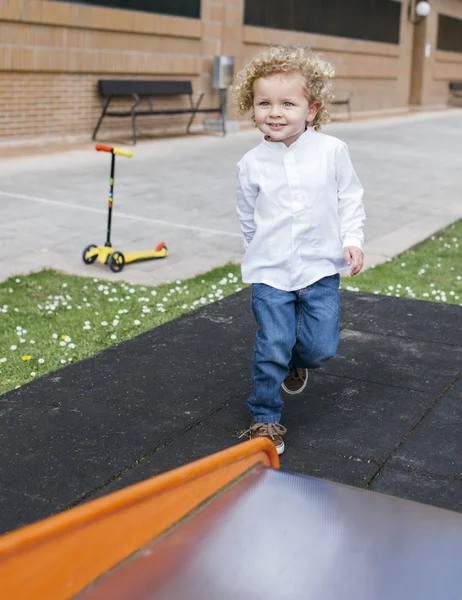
[
  {"xmin": 1, "ymin": 289, "xmax": 461, "ymax": 534},
  {"xmin": 205, "ymin": 373, "xmax": 434, "ymax": 461},
  {"xmin": 81, "ymin": 468, "xmax": 462, "ymax": 600},
  {"xmin": 388, "ymin": 392, "xmax": 462, "ymax": 479},
  {"xmin": 451, "ymin": 377, "xmax": 462, "ymax": 397},
  {"xmin": 90, "ymin": 423, "xmax": 377, "ymax": 502},
  {"xmin": 1, "ymin": 110, "xmax": 462, "ymax": 284},
  {"xmin": 370, "ymin": 467, "xmax": 462, "ymax": 513},
  {"xmin": 0, "ymin": 399, "xmax": 191, "ymax": 507},
  {"xmin": 328, "ymin": 328, "xmax": 462, "ymax": 392},
  {"xmin": 0, "ymin": 486, "xmax": 54, "ymax": 533},
  {"xmin": 339, "ymin": 292, "xmax": 462, "ymax": 346}
]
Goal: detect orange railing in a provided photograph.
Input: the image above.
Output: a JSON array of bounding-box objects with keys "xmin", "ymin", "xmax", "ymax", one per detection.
[{"xmin": 0, "ymin": 439, "xmax": 278, "ymax": 600}]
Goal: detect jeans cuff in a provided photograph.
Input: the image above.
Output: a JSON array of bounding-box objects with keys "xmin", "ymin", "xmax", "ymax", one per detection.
[{"xmin": 252, "ymin": 415, "xmax": 281, "ymax": 424}]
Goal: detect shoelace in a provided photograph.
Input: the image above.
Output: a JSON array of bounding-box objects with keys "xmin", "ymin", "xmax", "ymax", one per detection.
[{"xmin": 240, "ymin": 422, "xmax": 287, "ymax": 440}]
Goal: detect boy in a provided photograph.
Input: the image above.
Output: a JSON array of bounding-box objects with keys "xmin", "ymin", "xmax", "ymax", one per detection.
[{"xmin": 233, "ymin": 46, "xmax": 365, "ymax": 455}]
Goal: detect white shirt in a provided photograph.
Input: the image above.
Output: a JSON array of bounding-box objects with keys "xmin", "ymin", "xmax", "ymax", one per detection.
[{"xmin": 236, "ymin": 127, "xmax": 365, "ymax": 292}]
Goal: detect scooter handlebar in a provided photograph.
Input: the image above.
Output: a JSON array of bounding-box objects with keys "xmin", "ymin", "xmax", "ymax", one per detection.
[
  {"xmin": 95, "ymin": 144, "xmax": 113, "ymax": 153},
  {"xmin": 95, "ymin": 144, "xmax": 133, "ymax": 158},
  {"xmin": 113, "ymin": 148, "xmax": 133, "ymax": 158}
]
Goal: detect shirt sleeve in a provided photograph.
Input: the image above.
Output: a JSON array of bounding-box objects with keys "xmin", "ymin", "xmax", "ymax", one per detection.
[
  {"xmin": 335, "ymin": 142, "xmax": 365, "ymax": 251},
  {"xmin": 236, "ymin": 159, "xmax": 259, "ymax": 250}
]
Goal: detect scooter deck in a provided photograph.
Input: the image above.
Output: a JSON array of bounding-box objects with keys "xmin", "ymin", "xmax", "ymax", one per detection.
[
  {"xmin": 124, "ymin": 248, "xmax": 168, "ymax": 263},
  {"xmin": 84, "ymin": 245, "xmax": 168, "ymax": 266}
]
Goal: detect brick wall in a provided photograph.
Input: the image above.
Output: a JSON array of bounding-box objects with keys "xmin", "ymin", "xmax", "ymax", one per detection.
[{"xmin": 1, "ymin": 0, "xmax": 462, "ymax": 145}]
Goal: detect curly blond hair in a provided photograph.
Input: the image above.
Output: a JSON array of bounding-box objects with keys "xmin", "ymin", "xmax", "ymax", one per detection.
[{"xmin": 232, "ymin": 45, "xmax": 335, "ymax": 131}]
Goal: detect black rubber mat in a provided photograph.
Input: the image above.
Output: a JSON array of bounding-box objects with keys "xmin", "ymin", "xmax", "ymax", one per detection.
[{"xmin": 1, "ymin": 290, "xmax": 461, "ymax": 533}]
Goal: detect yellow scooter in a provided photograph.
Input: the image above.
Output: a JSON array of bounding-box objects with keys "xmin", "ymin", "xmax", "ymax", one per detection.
[{"xmin": 82, "ymin": 144, "xmax": 167, "ymax": 273}]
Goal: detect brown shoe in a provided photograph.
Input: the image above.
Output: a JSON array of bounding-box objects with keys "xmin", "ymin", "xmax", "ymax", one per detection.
[
  {"xmin": 244, "ymin": 422, "xmax": 287, "ymax": 455},
  {"xmin": 281, "ymin": 366, "xmax": 308, "ymax": 395}
]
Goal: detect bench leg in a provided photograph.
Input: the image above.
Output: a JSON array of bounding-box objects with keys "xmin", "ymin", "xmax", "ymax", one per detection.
[
  {"xmin": 131, "ymin": 111, "xmax": 137, "ymax": 145},
  {"xmin": 187, "ymin": 93, "xmax": 204, "ymax": 134},
  {"xmin": 92, "ymin": 99, "xmax": 111, "ymax": 141},
  {"xmin": 220, "ymin": 89, "xmax": 227, "ymax": 137},
  {"xmin": 186, "ymin": 112, "xmax": 195, "ymax": 134}
]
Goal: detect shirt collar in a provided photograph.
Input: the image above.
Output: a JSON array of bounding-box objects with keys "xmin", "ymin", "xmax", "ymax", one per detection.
[{"xmin": 260, "ymin": 126, "xmax": 315, "ymax": 153}]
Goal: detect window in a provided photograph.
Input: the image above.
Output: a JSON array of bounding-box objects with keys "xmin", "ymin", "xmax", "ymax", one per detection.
[
  {"xmin": 437, "ymin": 14, "xmax": 462, "ymax": 53},
  {"xmin": 244, "ymin": 0, "xmax": 402, "ymax": 45},
  {"xmin": 49, "ymin": 0, "xmax": 201, "ymax": 19}
]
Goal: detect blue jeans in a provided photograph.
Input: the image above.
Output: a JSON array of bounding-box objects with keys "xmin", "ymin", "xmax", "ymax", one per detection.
[{"xmin": 248, "ymin": 274, "xmax": 340, "ymax": 423}]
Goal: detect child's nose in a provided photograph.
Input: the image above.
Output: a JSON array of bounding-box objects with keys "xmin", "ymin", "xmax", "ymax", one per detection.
[{"xmin": 269, "ymin": 104, "xmax": 283, "ymax": 117}]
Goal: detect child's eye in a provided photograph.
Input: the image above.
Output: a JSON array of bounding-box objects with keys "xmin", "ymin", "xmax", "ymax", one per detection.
[
  {"xmin": 259, "ymin": 101, "xmax": 270, "ymax": 106},
  {"xmin": 283, "ymin": 102, "xmax": 294, "ymax": 107}
]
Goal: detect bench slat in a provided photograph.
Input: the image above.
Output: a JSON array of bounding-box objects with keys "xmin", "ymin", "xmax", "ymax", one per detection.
[
  {"xmin": 98, "ymin": 79, "xmax": 193, "ymax": 97},
  {"xmin": 106, "ymin": 108, "xmax": 221, "ymax": 117}
]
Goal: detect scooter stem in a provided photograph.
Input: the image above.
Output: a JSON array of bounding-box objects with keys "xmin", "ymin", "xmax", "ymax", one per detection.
[{"xmin": 105, "ymin": 152, "xmax": 116, "ymax": 247}]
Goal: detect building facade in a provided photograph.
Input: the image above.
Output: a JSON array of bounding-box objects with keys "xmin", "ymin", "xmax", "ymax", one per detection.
[{"xmin": 0, "ymin": 0, "xmax": 461, "ymax": 144}]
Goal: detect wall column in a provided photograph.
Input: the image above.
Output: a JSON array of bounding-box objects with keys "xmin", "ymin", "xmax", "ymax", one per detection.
[
  {"xmin": 408, "ymin": 0, "xmax": 439, "ymax": 106},
  {"xmin": 200, "ymin": 0, "xmax": 245, "ymax": 122}
]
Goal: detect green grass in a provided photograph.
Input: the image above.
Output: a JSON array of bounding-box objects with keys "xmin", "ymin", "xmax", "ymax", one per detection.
[
  {"xmin": 0, "ymin": 263, "xmax": 244, "ymax": 396},
  {"xmin": 1, "ymin": 220, "xmax": 461, "ymax": 396},
  {"xmin": 350, "ymin": 220, "xmax": 462, "ymax": 302}
]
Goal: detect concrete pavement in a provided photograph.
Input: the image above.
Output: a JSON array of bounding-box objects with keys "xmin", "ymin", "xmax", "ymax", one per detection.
[{"xmin": 0, "ymin": 109, "xmax": 461, "ymax": 285}]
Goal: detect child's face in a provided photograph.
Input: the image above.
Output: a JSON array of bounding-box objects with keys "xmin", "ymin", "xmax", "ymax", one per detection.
[{"xmin": 253, "ymin": 72, "xmax": 319, "ymax": 147}]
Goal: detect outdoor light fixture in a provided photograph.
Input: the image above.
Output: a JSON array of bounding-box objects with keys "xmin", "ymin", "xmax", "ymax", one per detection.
[{"xmin": 408, "ymin": 0, "xmax": 431, "ymax": 25}]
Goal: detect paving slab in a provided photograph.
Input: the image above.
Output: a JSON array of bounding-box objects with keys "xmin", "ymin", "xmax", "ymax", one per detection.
[
  {"xmin": 387, "ymin": 392, "xmax": 462, "ymax": 479},
  {"xmin": 278, "ymin": 443, "xmax": 378, "ymax": 486},
  {"xmin": 369, "ymin": 467, "xmax": 462, "ymax": 513},
  {"xmin": 0, "ymin": 486, "xmax": 54, "ymax": 534},
  {"xmin": 0, "ymin": 399, "xmax": 192, "ymax": 507},
  {"xmin": 339, "ymin": 293, "xmax": 462, "ymax": 347},
  {"xmin": 326, "ymin": 328, "xmax": 462, "ymax": 392},
  {"xmin": 0, "ymin": 289, "xmax": 461, "ymax": 534},
  {"xmin": 91, "ymin": 423, "xmax": 378, "ymax": 501},
  {"xmin": 204, "ymin": 373, "xmax": 433, "ymax": 462},
  {"xmin": 90, "ymin": 424, "xmax": 245, "ymax": 500},
  {"xmin": 450, "ymin": 377, "xmax": 462, "ymax": 397}
]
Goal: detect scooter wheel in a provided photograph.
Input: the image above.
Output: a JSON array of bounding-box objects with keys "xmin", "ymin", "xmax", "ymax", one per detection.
[
  {"xmin": 108, "ymin": 251, "xmax": 125, "ymax": 273},
  {"xmin": 83, "ymin": 244, "xmax": 98, "ymax": 264}
]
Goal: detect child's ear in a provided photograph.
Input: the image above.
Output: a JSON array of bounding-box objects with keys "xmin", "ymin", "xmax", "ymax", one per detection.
[{"xmin": 307, "ymin": 101, "xmax": 320, "ymax": 122}]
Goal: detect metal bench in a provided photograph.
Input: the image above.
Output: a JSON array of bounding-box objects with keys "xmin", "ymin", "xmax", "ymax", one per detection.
[
  {"xmin": 92, "ymin": 79, "xmax": 225, "ymax": 144},
  {"xmin": 449, "ymin": 81, "xmax": 462, "ymax": 100}
]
